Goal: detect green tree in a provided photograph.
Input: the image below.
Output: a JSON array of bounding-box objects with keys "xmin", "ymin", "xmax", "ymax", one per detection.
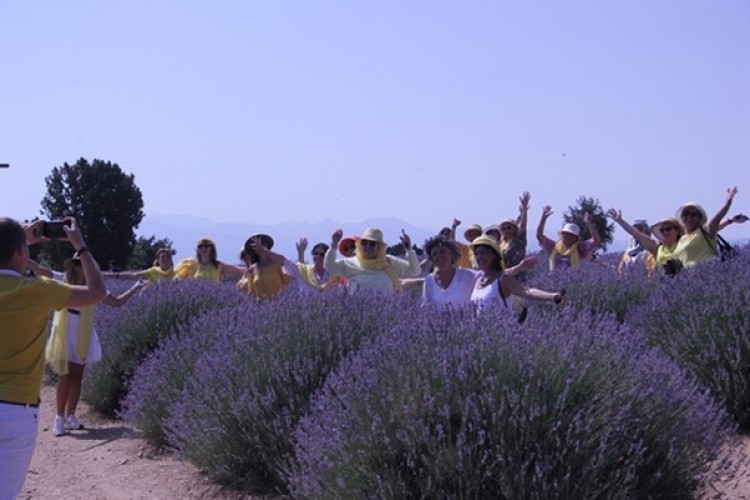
[
  {"xmin": 563, "ymin": 195, "xmax": 615, "ymax": 251},
  {"xmin": 39, "ymin": 158, "xmax": 144, "ymax": 269},
  {"xmin": 126, "ymin": 235, "xmax": 174, "ymax": 270}
]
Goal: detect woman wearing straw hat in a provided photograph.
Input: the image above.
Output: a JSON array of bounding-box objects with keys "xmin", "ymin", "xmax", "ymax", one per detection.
[
  {"xmin": 457, "ymin": 222, "xmax": 482, "ymax": 269},
  {"xmin": 673, "ymin": 186, "xmax": 739, "ymax": 269},
  {"xmin": 607, "ymin": 209, "xmax": 683, "ymax": 275},
  {"xmin": 537, "ymin": 206, "xmax": 601, "ymax": 271},
  {"xmin": 173, "ymin": 237, "xmax": 245, "ymax": 282},
  {"xmin": 470, "ymin": 235, "xmax": 564, "ymax": 314},
  {"xmin": 325, "ymin": 227, "xmax": 421, "ymax": 292}
]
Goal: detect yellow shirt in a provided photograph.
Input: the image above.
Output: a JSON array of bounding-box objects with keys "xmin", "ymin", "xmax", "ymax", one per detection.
[
  {"xmin": 674, "ymin": 231, "xmax": 717, "ymax": 269},
  {"xmin": 142, "ymin": 266, "xmax": 175, "ymax": 283},
  {"xmin": 655, "ymin": 243, "xmax": 678, "ymax": 266},
  {"xmin": 0, "ymin": 273, "xmax": 72, "ymax": 404},
  {"xmin": 194, "ymin": 263, "xmax": 221, "ymax": 282},
  {"xmin": 238, "ymin": 264, "xmax": 290, "ymax": 300}
]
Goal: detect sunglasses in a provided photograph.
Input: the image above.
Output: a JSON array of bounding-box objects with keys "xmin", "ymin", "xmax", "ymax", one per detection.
[
  {"xmin": 681, "ymin": 210, "xmax": 701, "ymax": 218},
  {"xmin": 661, "ymin": 226, "xmax": 677, "ymax": 233},
  {"xmin": 313, "ymin": 252, "xmax": 326, "ymax": 257},
  {"xmin": 197, "ymin": 244, "xmax": 212, "ymax": 249},
  {"xmin": 500, "ymin": 226, "xmax": 514, "ymax": 231},
  {"xmin": 361, "ymin": 240, "xmax": 380, "ymax": 248}
]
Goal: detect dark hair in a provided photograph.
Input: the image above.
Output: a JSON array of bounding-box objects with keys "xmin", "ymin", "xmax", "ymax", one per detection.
[
  {"xmin": 312, "ymin": 243, "xmax": 329, "ymax": 255},
  {"xmin": 0, "ymin": 217, "xmax": 26, "ymax": 265},
  {"xmin": 423, "ymin": 236, "xmax": 460, "ymax": 261}
]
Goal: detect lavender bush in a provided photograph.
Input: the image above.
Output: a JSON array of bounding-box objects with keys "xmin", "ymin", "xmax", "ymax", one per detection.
[
  {"xmin": 163, "ymin": 289, "xmax": 419, "ymax": 493},
  {"xmin": 629, "ymin": 246, "xmax": 750, "ymax": 430},
  {"xmin": 83, "ymin": 280, "xmax": 245, "ymax": 416},
  {"xmin": 289, "ymin": 308, "xmax": 733, "ymax": 499},
  {"xmin": 121, "ymin": 303, "xmax": 259, "ymax": 447},
  {"xmin": 526, "ymin": 258, "xmax": 654, "ymax": 323}
]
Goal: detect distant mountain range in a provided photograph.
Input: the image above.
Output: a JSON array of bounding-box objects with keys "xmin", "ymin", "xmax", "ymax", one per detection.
[{"xmin": 136, "ymin": 214, "xmax": 748, "ymax": 264}]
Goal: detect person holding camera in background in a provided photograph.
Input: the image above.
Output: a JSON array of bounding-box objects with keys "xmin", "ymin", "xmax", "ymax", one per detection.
[{"xmin": 0, "ymin": 216, "xmax": 106, "ymax": 499}]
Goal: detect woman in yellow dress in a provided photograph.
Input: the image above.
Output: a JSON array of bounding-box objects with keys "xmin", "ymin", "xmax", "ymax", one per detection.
[
  {"xmin": 173, "ymin": 238, "xmax": 244, "ymax": 282},
  {"xmin": 102, "ymin": 247, "xmax": 175, "ymax": 284},
  {"xmin": 237, "ymin": 234, "xmax": 294, "ymax": 300}
]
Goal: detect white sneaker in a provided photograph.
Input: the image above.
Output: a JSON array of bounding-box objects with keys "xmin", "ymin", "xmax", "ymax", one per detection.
[
  {"xmin": 52, "ymin": 415, "xmax": 67, "ymax": 436},
  {"xmin": 66, "ymin": 415, "xmax": 83, "ymax": 430}
]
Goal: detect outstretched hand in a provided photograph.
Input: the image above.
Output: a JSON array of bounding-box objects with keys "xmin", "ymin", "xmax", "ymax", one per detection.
[
  {"xmin": 541, "ymin": 205, "xmax": 553, "ymax": 218},
  {"xmin": 519, "ymin": 192, "xmax": 531, "ymax": 211},
  {"xmin": 296, "ymin": 237, "xmax": 309, "ymax": 253},
  {"xmin": 727, "ymin": 186, "xmax": 738, "ymax": 203}
]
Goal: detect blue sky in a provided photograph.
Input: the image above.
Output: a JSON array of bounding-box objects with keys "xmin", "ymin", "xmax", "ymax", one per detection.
[{"xmin": 1, "ymin": 0, "xmax": 749, "ymax": 245}]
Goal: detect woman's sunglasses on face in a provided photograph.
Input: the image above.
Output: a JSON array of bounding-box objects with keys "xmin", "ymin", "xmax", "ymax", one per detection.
[
  {"xmin": 661, "ymin": 226, "xmax": 677, "ymax": 233},
  {"xmin": 197, "ymin": 244, "xmax": 212, "ymax": 249},
  {"xmin": 361, "ymin": 240, "xmax": 379, "ymax": 248},
  {"xmin": 313, "ymin": 252, "xmax": 326, "ymax": 257},
  {"xmin": 681, "ymin": 210, "xmax": 701, "ymax": 219}
]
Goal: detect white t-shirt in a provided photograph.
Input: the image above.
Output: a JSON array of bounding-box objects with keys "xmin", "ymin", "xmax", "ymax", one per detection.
[{"xmin": 422, "ymin": 268, "xmax": 478, "ymax": 309}]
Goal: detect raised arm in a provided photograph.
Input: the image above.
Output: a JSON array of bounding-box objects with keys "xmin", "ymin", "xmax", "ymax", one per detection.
[
  {"xmin": 517, "ymin": 192, "xmax": 530, "ymax": 235},
  {"xmin": 450, "ymin": 218, "xmax": 461, "ymax": 240},
  {"xmin": 536, "ymin": 205, "xmax": 553, "ymax": 246},
  {"xmin": 504, "ymin": 255, "xmax": 537, "ymax": 277},
  {"xmin": 35, "ymin": 218, "xmax": 107, "ymax": 308},
  {"xmin": 583, "ymin": 211, "xmax": 601, "ymax": 249},
  {"xmin": 296, "ymin": 237, "xmax": 308, "ymax": 264},
  {"xmin": 607, "ymin": 208, "xmax": 658, "ymax": 254},
  {"xmin": 324, "ymin": 229, "xmax": 347, "ymax": 276},
  {"xmin": 103, "ymin": 280, "xmax": 147, "ymax": 307},
  {"xmin": 706, "ymin": 187, "xmax": 738, "ymax": 238}
]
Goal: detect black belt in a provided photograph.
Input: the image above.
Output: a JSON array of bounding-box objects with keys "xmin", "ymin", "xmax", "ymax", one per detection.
[
  {"xmin": 0, "ymin": 399, "xmax": 40, "ymax": 408},
  {"xmin": 68, "ymin": 309, "xmax": 80, "ymax": 315}
]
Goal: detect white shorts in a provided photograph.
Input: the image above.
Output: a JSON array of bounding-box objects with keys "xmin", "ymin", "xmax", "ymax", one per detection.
[{"xmin": 66, "ymin": 312, "xmax": 102, "ymax": 365}]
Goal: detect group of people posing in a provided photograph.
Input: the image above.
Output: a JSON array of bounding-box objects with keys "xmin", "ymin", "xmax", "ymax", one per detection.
[{"xmin": 0, "ymin": 186, "xmax": 744, "ymax": 499}]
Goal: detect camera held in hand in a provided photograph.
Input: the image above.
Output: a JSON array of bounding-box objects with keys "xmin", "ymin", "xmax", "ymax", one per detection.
[
  {"xmin": 41, "ymin": 220, "xmax": 71, "ymax": 239},
  {"xmin": 662, "ymin": 259, "xmax": 684, "ymax": 277}
]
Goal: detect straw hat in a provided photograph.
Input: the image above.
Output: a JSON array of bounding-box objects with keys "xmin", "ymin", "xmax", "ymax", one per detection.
[
  {"xmin": 499, "ymin": 218, "xmax": 518, "ymax": 230},
  {"xmin": 361, "ymin": 228, "xmax": 385, "ymax": 245},
  {"xmin": 470, "ymin": 234, "xmax": 503, "ymax": 262},
  {"xmin": 558, "ymin": 223, "xmax": 581, "ymax": 238},
  {"xmin": 196, "ymin": 237, "xmax": 215, "ymax": 247},
  {"xmin": 651, "ymin": 217, "xmax": 684, "ymax": 242},
  {"xmin": 463, "ymin": 224, "xmax": 483, "ymax": 242},
  {"xmin": 675, "ymin": 202, "xmax": 707, "ymax": 226}
]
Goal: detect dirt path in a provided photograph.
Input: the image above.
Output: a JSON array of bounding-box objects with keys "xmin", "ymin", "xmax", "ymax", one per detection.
[
  {"xmin": 18, "ymin": 384, "xmax": 750, "ymax": 499},
  {"xmin": 20, "ymin": 384, "xmax": 243, "ymax": 500}
]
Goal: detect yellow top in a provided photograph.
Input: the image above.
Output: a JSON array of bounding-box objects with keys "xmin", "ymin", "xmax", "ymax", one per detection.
[
  {"xmin": 655, "ymin": 243, "xmax": 679, "ymax": 266},
  {"xmin": 46, "ymin": 305, "xmax": 96, "ymax": 375},
  {"xmin": 194, "ymin": 263, "xmax": 221, "ymax": 282},
  {"xmin": 142, "ymin": 266, "xmax": 175, "ymax": 283},
  {"xmin": 457, "ymin": 243, "xmax": 475, "ymax": 269},
  {"xmin": 238, "ymin": 264, "xmax": 290, "ymax": 300},
  {"xmin": 549, "ymin": 240, "xmax": 580, "ymax": 271},
  {"xmin": 674, "ymin": 231, "xmax": 717, "ymax": 269},
  {"xmin": 0, "ymin": 274, "xmax": 72, "ymax": 404}
]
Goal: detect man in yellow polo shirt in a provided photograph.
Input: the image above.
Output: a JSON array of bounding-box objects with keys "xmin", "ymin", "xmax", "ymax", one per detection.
[{"xmin": 0, "ymin": 216, "xmax": 106, "ymax": 499}]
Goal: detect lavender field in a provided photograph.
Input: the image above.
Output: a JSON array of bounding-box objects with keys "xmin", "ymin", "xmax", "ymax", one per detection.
[{"xmin": 82, "ymin": 247, "xmax": 750, "ymax": 498}]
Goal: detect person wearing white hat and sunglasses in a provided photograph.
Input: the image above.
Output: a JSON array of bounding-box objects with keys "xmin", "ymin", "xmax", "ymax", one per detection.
[
  {"xmin": 537, "ymin": 206, "xmax": 601, "ymax": 271},
  {"xmin": 673, "ymin": 186, "xmax": 740, "ymax": 269},
  {"xmin": 325, "ymin": 227, "xmax": 420, "ymax": 292}
]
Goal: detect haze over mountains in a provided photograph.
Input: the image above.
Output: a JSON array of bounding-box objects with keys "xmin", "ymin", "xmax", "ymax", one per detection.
[{"xmin": 137, "ymin": 213, "xmax": 639, "ymax": 264}]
